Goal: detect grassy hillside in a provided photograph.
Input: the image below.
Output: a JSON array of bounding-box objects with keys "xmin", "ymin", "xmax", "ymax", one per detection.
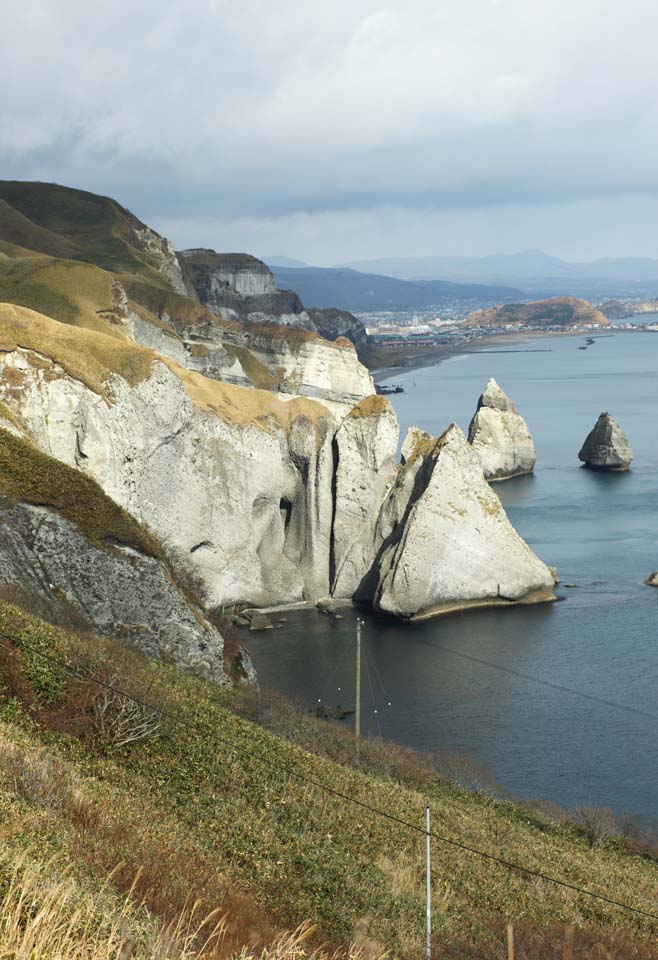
[
  {"xmin": 0, "ymin": 602, "xmax": 656, "ymax": 958},
  {"xmin": 0, "ymin": 181, "xmax": 167, "ymax": 279},
  {"xmin": 0, "ymin": 184, "xmax": 336, "ymax": 379}
]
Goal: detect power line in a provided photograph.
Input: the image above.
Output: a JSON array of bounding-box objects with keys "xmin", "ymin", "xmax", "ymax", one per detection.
[
  {"xmin": 361, "ymin": 636, "xmax": 382, "ymax": 740},
  {"xmin": 2, "ymin": 633, "xmax": 657, "ymax": 923},
  {"xmin": 316, "ymin": 632, "xmax": 353, "ymax": 707},
  {"xmin": 424, "ymin": 640, "xmax": 658, "ymax": 724}
]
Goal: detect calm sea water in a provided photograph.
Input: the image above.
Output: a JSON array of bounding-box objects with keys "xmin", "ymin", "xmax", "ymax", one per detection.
[{"xmin": 246, "ymin": 326, "xmax": 658, "ymax": 822}]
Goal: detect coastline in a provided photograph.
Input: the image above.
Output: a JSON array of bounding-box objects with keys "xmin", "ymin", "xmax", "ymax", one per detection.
[{"xmin": 372, "ymin": 328, "xmax": 610, "ymax": 383}]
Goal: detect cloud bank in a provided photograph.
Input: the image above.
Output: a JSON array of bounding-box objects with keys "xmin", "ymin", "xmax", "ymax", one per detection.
[{"xmin": 2, "ymin": 0, "xmax": 657, "ymax": 261}]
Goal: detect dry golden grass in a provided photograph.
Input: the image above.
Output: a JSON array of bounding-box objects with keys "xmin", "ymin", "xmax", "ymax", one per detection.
[
  {"xmin": 346, "ymin": 395, "xmax": 391, "ymax": 419},
  {"xmin": 0, "ymin": 256, "xmax": 129, "ymax": 337},
  {"xmin": 167, "ymin": 356, "xmax": 332, "ymax": 431},
  {"xmin": 0, "ymin": 849, "xmax": 386, "ymax": 960},
  {"xmin": 0, "ymin": 302, "xmax": 155, "ymax": 393},
  {"xmin": 0, "ymin": 852, "xmax": 229, "ymax": 960},
  {"xmin": 0, "ymin": 302, "xmax": 333, "ymax": 434}
]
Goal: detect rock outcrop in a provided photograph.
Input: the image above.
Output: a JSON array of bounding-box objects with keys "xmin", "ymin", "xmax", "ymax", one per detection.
[
  {"xmin": 179, "ymin": 323, "xmax": 375, "ymax": 413},
  {"xmin": 0, "ymin": 425, "xmax": 250, "ymax": 684},
  {"xmin": 468, "ymin": 378, "xmax": 536, "ymax": 481},
  {"xmin": 306, "ymin": 307, "xmax": 377, "ymax": 366},
  {"xmin": 356, "ymin": 425, "xmax": 556, "ymax": 620},
  {"xmin": 0, "ymin": 499, "xmax": 235, "ymax": 683},
  {"xmin": 176, "ymin": 249, "xmax": 376, "ymax": 406},
  {"xmin": 179, "ymin": 250, "xmax": 311, "ymax": 327},
  {"xmin": 578, "ymin": 413, "xmax": 633, "ymax": 471}
]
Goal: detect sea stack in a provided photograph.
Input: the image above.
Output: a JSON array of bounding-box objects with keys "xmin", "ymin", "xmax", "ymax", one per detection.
[
  {"xmin": 468, "ymin": 378, "xmax": 536, "ymax": 481},
  {"xmin": 578, "ymin": 413, "xmax": 632, "ymax": 471},
  {"xmin": 357, "ymin": 424, "xmax": 556, "ymax": 620}
]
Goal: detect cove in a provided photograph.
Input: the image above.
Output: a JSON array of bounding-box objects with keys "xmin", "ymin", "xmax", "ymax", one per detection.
[{"xmin": 246, "ymin": 330, "xmax": 658, "ymax": 824}]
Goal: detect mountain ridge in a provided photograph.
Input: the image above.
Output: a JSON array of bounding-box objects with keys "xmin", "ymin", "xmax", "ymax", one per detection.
[
  {"xmin": 270, "ymin": 264, "xmax": 522, "ymax": 312},
  {"xmin": 337, "ymin": 249, "xmax": 658, "ymax": 296}
]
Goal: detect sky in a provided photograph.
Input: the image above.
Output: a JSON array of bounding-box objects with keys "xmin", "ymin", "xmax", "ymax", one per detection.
[{"xmin": 2, "ymin": 0, "xmax": 658, "ymax": 265}]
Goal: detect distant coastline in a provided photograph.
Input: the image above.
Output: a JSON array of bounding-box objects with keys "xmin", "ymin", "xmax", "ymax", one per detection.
[{"xmin": 372, "ymin": 328, "xmax": 589, "ymax": 383}]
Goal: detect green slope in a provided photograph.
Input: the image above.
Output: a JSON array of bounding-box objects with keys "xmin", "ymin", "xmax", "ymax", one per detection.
[
  {"xmin": 0, "ymin": 603, "xmax": 656, "ymax": 958},
  {"xmin": 0, "ymin": 181, "xmax": 160, "ymax": 277}
]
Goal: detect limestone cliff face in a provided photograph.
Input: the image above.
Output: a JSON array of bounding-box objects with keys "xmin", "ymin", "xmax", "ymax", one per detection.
[
  {"xmin": 175, "ymin": 250, "xmax": 375, "ymax": 409},
  {"xmin": 0, "ymin": 315, "xmax": 339, "ymax": 608},
  {"xmin": 179, "ymin": 251, "xmax": 306, "ymax": 324},
  {"xmin": 0, "ymin": 304, "xmax": 556, "ymax": 625},
  {"xmin": 133, "ymin": 227, "xmax": 189, "ymax": 297},
  {"xmin": 356, "ymin": 425, "xmax": 555, "ymax": 620},
  {"xmin": 180, "ymin": 324, "xmax": 374, "ymax": 412},
  {"xmin": 180, "ymin": 250, "xmax": 277, "ymax": 298},
  {"xmin": 306, "ymin": 308, "xmax": 376, "ymax": 366},
  {"xmin": 331, "ymin": 396, "xmax": 399, "ymax": 598},
  {"xmin": 468, "ymin": 378, "xmax": 536, "ymax": 481}
]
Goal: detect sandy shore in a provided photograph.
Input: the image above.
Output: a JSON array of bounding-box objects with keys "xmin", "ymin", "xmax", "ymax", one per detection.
[{"xmin": 372, "ymin": 328, "xmax": 611, "ymax": 383}]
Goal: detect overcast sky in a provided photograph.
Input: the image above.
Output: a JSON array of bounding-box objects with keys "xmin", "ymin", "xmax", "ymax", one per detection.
[{"xmin": 2, "ymin": 0, "xmax": 658, "ymax": 264}]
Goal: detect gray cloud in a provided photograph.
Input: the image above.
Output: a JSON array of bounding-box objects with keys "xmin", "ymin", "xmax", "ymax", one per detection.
[{"xmin": 2, "ymin": 0, "xmax": 658, "ymax": 261}]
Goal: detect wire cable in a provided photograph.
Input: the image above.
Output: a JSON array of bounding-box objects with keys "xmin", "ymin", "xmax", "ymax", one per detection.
[
  {"xmin": 425, "ymin": 640, "xmax": 658, "ymax": 724},
  {"xmin": 361, "ymin": 637, "xmax": 383, "ymax": 740},
  {"xmin": 362, "ymin": 634, "xmax": 391, "ymax": 707},
  {"xmin": 315, "ymin": 632, "xmax": 353, "ymax": 706},
  {"xmin": 2, "ymin": 633, "xmax": 657, "ymax": 923}
]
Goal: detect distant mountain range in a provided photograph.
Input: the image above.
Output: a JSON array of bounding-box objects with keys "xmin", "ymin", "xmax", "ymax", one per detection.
[
  {"xmin": 262, "ymin": 255, "xmax": 310, "ymax": 269},
  {"xmin": 334, "ymin": 250, "xmax": 658, "ymax": 298},
  {"xmin": 268, "ymin": 265, "xmax": 521, "ymax": 312}
]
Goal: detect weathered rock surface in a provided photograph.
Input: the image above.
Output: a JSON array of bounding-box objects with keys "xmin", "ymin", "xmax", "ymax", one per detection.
[
  {"xmin": 644, "ymin": 571, "xmax": 658, "ymax": 587},
  {"xmin": 356, "ymin": 425, "xmax": 555, "ymax": 620},
  {"xmin": 179, "ymin": 250, "xmax": 310, "ymax": 326},
  {"xmin": 175, "ymin": 249, "xmax": 376, "ymax": 409},
  {"xmin": 0, "ymin": 305, "xmax": 557, "ymax": 625},
  {"xmin": 468, "ymin": 378, "xmax": 536, "ymax": 481},
  {"xmin": 0, "ymin": 498, "xmax": 235, "ymax": 683},
  {"xmin": 331, "ymin": 396, "xmax": 399, "ymax": 598},
  {"xmin": 306, "ymin": 307, "xmax": 376, "ymax": 366},
  {"xmin": 578, "ymin": 413, "xmax": 633, "ymax": 471},
  {"xmin": 0, "ymin": 311, "xmax": 339, "ymax": 608},
  {"xmin": 180, "ymin": 323, "xmax": 375, "ymax": 413}
]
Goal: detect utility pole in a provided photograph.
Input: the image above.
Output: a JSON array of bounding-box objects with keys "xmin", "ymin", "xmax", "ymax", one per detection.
[
  {"xmin": 355, "ymin": 618, "xmax": 362, "ymax": 766},
  {"xmin": 426, "ymin": 805, "xmax": 431, "ymax": 960}
]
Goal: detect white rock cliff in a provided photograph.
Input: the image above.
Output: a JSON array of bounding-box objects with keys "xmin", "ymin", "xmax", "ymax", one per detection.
[{"xmin": 0, "ymin": 304, "xmax": 556, "ymax": 625}]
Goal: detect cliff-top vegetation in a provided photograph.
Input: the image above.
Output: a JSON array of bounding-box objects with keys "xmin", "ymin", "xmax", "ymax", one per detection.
[{"xmin": 0, "ymin": 303, "xmax": 333, "ymax": 434}]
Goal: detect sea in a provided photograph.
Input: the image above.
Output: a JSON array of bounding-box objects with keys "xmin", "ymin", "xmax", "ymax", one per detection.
[{"xmin": 246, "ymin": 320, "xmax": 658, "ymax": 824}]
